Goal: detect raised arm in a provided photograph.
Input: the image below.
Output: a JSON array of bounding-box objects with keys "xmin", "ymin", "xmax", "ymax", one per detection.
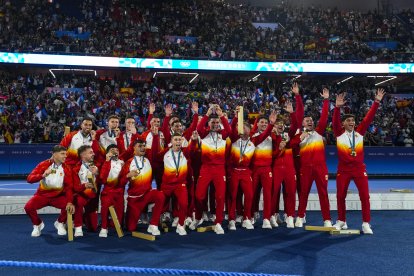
[
  {"xmin": 292, "ymin": 82, "xmax": 304, "ymax": 124},
  {"xmin": 183, "ymin": 104, "xmax": 199, "ymax": 140},
  {"xmin": 147, "ymin": 103, "xmax": 155, "ymax": 128},
  {"xmin": 196, "ymin": 115, "xmax": 210, "ymax": 139},
  {"xmin": 357, "ymin": 88, "xmax": 385, "ymax": 135},
  {"xmin": 315, "ymin": 88, "xmax": 330, "ymax": 135},
  {"xmin": 229, "ymin": 114, "xmax": 239, "ymax": 143},
  {"xmin": 333, "ymin": 93, "xmax": 346, "ymax": 137}
]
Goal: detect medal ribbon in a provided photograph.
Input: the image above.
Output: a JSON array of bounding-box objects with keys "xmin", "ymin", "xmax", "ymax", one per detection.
[{"xmin": 171, "ymin": 149, "xmax": 181, "ymax": 176}]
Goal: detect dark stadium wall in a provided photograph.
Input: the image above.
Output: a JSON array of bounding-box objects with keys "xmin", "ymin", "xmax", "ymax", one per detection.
[{"xmin": 227, "ymin": 0, "xmax": 414, "ymax": 11}]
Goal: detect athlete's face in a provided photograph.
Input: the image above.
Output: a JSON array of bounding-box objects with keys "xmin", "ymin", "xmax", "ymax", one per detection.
[
  {"xmin": 275, "ymin": 121, "xmax": 285, "ymax": 134},
  {"xmin": 151, "ymin": 118, "xmax": 160, "ymax": 128},
  {"xmin": 257, "ymin": 118, "xmax": 268, "ymax": 132},
  {"xmin": 125, "ymin": 118, "xmax": 135, "ymax": 131},
  {"xmin": 133, "ymin": 143, "xmax": 146, "ymax": 156},
  {"xmin": 169, "ymin": 116, "xmax": 179, "ymax": 127},
  {"xmin": 302, "ymin": 117, "xmax": 314, "ymax": 131},
  {"xmin": 53, "ymin": 150, "xmax": 67, "ymax": 164},
  {"xmin": 171, "ymin": 136, "xmax": 183, "ymax": 150},
  {"xmin": 342, "ymin": 117, "xmax": 355, "ymax": 132},
  {"xmin": 81, "ymin": 120, "xmax": 93, "ymax": 134},
  {"xmin": 81, "ymin": 148, "xmax": 94, "ymax": 163},
  {"xmin": 108, "ymin": 118, "xmax": 119, "ymax": 130},
  {"xmin": 209, "ymin": 118, "xmax": 220, "ymax": 131},
  {"xmin": 172, "ymin": 122, "xmax": 183, "ymax": 134}
]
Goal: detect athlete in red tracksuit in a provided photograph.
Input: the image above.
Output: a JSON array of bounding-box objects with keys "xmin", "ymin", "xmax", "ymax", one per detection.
[
  {"xmin": 98, "ymin": 144, "xmax": 125, "ymax": 238},
  {"xmin": 250, "ymin": 114, "xmax": 277, "ymax": 228},
  {"xmin": 159, "ymin": 132, "xmax": 197, "ymax": 235},
  {"xmin": 60, "ymin": 118, "xmax": 100, "ymax": 231},
  {"xmin": 72, "ymin": 145, "xmax": 100, "ymax": 236},
  {"xmin": 332, "ymin": 89, "xmax": 385, "ymax": 234},
  {"xmin": 161, "ymin": 103, "xmax": 199, "ymax": 223},
  {"xmin": 140, "ymin": 115, "xmax": 165, "ymax": 190},
  {"xmin": 117, "ymin": 116, "xmax": 141, "ymax": 155},
  {"xmin": 190, "ymin": 104, "xmax": 231, "ymax": 234},
  {"xmin": 94, "ymin": 115, "xmax": 123, "ymax": 167},
  {"xmin": 25, "ymin": 145, "xmax": 75, "ymax": 237},
  {"xmin": 227, "ymin": 108, "xmax": 276, "ymax": 231},
  {"xmin": 295, "ymin": 88, "xmax": 332, "ymax": 228},
  {"xmin": 271, "ymin": 105, "xmax": 301, "ymax": 228},
  {"xmin": 60, "ymin": 118, "xmax": 101, "ymax": 166},
  {"xmin": 119, "ymin": 138, "xmax": 165, "ymax": 235}
]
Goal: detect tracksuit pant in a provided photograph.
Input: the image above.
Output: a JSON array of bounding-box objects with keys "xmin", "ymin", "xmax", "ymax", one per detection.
[{"xmin": 297, "ymin": 164, "xmax": 331, "ymax": 221}]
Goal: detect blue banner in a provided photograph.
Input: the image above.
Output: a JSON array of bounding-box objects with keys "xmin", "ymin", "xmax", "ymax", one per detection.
[
  {"xmin": 55, "ymin": 31, "xmax": 91, "ymax": 40},
  {"xmin": 367, "ymin": 41, "xmax": 398, "ymax": 50},
  {"xmin": 0, "ymin": 145, "xmax": 413, "ymax": 175},
  {"xmin": 165, "ymin": 36, "xmax": 197, "ymax": 44}
]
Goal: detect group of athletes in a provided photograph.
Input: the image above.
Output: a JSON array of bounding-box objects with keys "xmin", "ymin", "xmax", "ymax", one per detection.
[{"xmin": 24, "ymin": 84, "xmax": 386, "ymax": 237}]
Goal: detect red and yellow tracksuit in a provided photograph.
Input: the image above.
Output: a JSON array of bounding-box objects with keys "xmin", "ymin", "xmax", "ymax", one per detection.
[
  {"xmin": 296, "ymin": 99, "xmax": 331, "ymax": 221},
  {"xmin": 194, "ymin": 115, "xmax": 231, "ymax": 224},
  {"xmin": 25, "ymin": 160, "xmax": 73, "ymax": 226},
  {"xmin": 99, "ymin": 159, "xmax": 125, "ymax": 229},
  {"xmin": 333, "ymin": 102, "xmax": 380, "ymax": 223},
  {"xmin": 119, "ymin": 155, "xmax": 165, "ymax": 231}
]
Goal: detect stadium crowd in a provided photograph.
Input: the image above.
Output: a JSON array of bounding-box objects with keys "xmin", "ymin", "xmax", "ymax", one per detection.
[
  {"xmin": 0, "ymin": 0, "xmax": 413, "ymax": 62},
  {"xmin": 0, "ymin": 72, "xmax": 412, "ymax": 146}
]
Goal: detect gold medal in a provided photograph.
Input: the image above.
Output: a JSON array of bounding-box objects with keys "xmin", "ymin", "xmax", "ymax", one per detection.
[
  {"xmin": 239, "ymin": 156, "xmax": 244, "ymax": 163},
  {"xmin": 176, "ymin": 172, "xmax": 179, "ymax": 177},
  {"xmin": 350, "ymin": 150, "xmax": 357, "ymax": 157},
  {"xmin": 50, "ymin": 169, "xmax": 56, "ymax": 174}
]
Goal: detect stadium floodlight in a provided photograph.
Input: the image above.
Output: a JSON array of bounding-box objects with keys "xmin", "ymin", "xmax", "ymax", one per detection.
[
  {"xmin": 189, "ymin": 74, "xmax": 199, "ymax": 84},
  {"xmin": 374, "ymin": 76, "xmax": 397, "ymax": 86},
  {"xmin": 49, "ymin": 68, "xmax": 97, "ymax": 78},
  {"xmin": 248, "ymin": 74, "xmax": 261, "ymax": 82},
  {"xmin": 337, "ymin": 76, "xmax": 353, "ymax": 85}
]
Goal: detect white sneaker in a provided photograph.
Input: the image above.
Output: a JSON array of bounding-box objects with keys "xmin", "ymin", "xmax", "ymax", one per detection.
[
  {"xmin": 254, "ymin": 212, "xmax": 260, "ymax": 221},
  {"xmin": 214, "ymin": 223, "xmax": 225, "ymax": 234},
  {"xmin": 31, "ymin": 222, "xmax": 45, "ymax": 237},
  {"xmin": 235, "ymin": 215, "xmax": 243, "ymax": 223},
  {"xmin": 324, "ymin": 220, "xmax": 333, "ymax": 227},
  {"xmin": 99, "ymin": 228, "xmax": 108, "ymax": 238},
  {"xmin": 228, "ymin": 220, "xmax": 236, "ymax": 231},
  {"xmin": 242, "ymin": 219, "xmax": 254, "ymax": 230},
  {"xmin": 362, "ymin": 222, "xmax": 373, "ymax": 235},
  {"xmin": 286, "ymin": 216, "xmax": 295, "ymax": 228},
  {"xmin": 224, "ymin": 214, "xmax": 229, "ymax": 220},
  {"xmin": 270, "ymin": 215, "xmax": 279, "ymax": 228},
  {"xmin": 176, "ymin": 224, "xmax": 187, "ymax": 236},
  {"xmin": 189, "ymin": 219, "xmax": 201, "ymax": 230},
  {"xmin": 202, "ymin": 212, "xmax": 209, "ymax": 222},
  {"xmin": 74, "ymin": 226, "xmax": 83, "ymax": 237},
  {"xmin": 275, "ymin": 214, "xmax": 283, "ymax": 225},
  {"xmin": 54, "ymin": 221, "xmax": 67, "ymax": 236},
  {"xmin": 184, "ymin": 217, "xmax": 193, "ymax": 227},
  {"xmin": 147, "ymin": 224, "xmax": 161, "ymax": 236},
  {"xmin": 295, "ymin": 217, "xmax": 305, "ymax": 228},
  {"xmin": 333, "ymin": 220, "xmax": 348, "ymax": 230},
  {"xmin": 262, "ymin": 219, "xmax": 272, "ymax": 229},
  {"xmin": 208, "ymin": 214, "xmax": 216, "ymax": 222},
  {"xmin": 172, "ymin": 217, "xmax": 179, "ymax": 227}
]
